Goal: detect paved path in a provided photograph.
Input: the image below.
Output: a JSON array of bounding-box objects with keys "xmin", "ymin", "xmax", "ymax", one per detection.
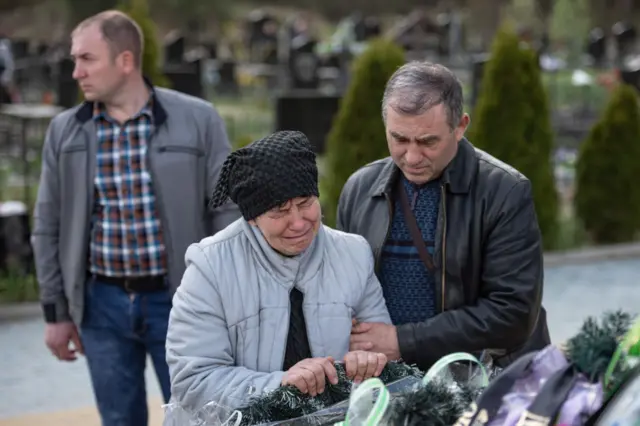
[{"xmin": 0, "ymin": 257, "xmax": 639, "ymax": 424}]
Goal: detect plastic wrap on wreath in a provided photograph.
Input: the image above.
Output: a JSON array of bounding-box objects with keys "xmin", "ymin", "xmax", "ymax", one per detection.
[
  {"xmin": 163, "ymin": 399, "xmax": 242, "ymax": 426},
  {"xmin": 427, "ymin": 351, "xmax": 499, "ymax": 397},
  {"xmin": 161, "ymin": 376, "xmax": 423, "ymax": 426},
  {"xmin": 258, "ymin": 375, "xmax": 423, "ymax": 426},
  {"xmin": 336, "ymin": 352, "xmax": 499, "ymax": 426}
]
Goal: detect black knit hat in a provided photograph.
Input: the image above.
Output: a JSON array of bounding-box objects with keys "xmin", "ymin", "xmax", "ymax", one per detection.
[{"xmin": 209, "ymin": 130, "xmax": 319, "ymax": 220}]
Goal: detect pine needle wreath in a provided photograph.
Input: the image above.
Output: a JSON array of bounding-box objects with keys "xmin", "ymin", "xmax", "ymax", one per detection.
[
  {"xmin": 385, "ymin": 361, "xmax": 502, "ymax": 425},
  {"xmin": 236, "ymin": 361, "xmax": 423, "ymax": 425},
  {"xmin": 383, "ymin": 380, "xmax": 470, "ymax": 426}
]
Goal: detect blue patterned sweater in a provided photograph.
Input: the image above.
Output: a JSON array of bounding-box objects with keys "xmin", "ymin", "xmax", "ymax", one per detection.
[{"xmin": 379, "ymin": 177, "xmax": 441, "ymax": 325}]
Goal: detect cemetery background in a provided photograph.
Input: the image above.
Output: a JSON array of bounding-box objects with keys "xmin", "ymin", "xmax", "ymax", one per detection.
[
  {"xmin": 0, "ymin": 0, "xmax": 638, "ymax": 301},
  {"xmin": 0, "ymin": 0, "xmax": 639, "ymax": 422}
]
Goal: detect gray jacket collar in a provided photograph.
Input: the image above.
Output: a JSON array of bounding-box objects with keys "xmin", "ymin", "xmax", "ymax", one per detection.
[
  {"xmin": 74, "ymin": 77, "xmax": 168, "ymax": 125},
  {"xmin": 242, "ymin": 220, "xmax": 324, "ymax": 290},
  {"xmin": 370, "ymin": 138, "xmax": 478, "ymax": 197}
]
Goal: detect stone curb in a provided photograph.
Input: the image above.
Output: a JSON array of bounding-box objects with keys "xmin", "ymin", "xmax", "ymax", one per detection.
[
  {"xmin": 544, "ymin": 241, "xmax": 640, "ymax": 267},
  {"xmin": 0, "ymin": 302, "xmax": 41, "ymax": 322}
]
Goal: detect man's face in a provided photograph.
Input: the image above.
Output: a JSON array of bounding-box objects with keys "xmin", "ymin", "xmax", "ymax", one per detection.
[
  {"xmin": 252, "ymin": 196, "xmax": 322, "ymax": 256},
  {"xmin": 385, "ymin": 103, "xmax": 469, "ymax": 185},
  {"xmin": 70, "ymin": 24, "xmax": 128, "ymax": 102}
]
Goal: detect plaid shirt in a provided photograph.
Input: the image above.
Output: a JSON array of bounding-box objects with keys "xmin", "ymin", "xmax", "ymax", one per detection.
[{"xmin": 89, "ymin": 99, "xmax": 167, "ymax": 277}]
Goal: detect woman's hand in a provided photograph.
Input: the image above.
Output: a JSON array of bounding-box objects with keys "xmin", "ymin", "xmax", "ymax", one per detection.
[
  {"xmin": 281, "ymin": 356, "xmax": 339, "ymax": 396},
  {"xmin": 343, "ymin": 350, "xmax": 387, "ymax": 383}
]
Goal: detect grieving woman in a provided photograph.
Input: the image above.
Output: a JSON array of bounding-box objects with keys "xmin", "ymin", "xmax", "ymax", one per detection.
[{"xmin": 166, "ymin": 130, "xmax": 393, "ymax": 412}]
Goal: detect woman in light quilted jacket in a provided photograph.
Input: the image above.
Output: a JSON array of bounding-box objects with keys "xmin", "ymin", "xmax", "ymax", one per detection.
[{"xmin": 166, "ymin": 131, "xmax": 392, "ymax": 412}]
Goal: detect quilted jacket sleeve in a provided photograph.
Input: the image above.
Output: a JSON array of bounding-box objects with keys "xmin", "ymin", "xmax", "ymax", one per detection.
[
  {"xmin": 353, "ymin": 237, "xmax": 392, "ymax": 325},
  {"xmin": 166, "ymin": 244, "xmax": 284, "ymax": 412}
]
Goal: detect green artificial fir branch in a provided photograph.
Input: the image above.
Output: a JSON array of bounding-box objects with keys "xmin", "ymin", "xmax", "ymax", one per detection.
[
  {"xmin": 236, "ymin": 361, "xmax": 423, "ymax": 425},
  {"xmin": 564, "ymin": 310, "xmax": 633, "ymax": 384},
  {"xmin": 385, "ymin": 361, "xmax": 498, "ymax": 426},
  {"xmin": 386, "ymin": 380, "xmax": 475, "ymax": 426}
]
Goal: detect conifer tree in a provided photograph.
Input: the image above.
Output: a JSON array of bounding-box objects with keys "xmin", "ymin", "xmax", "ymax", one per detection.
[
  {"xmin": 468, "ymin": 27, "xmax": 559, "ymax": 248},
  {"xmin": 574, "ymin": 83, "xmax": 640, "ymax": 243},
  {"xmin": 321, "ymin": 38, "xmax": 405, "ymax": 227},
  {"xmin": 118, "ymin": 0, "xmax": 170, "ymax": 87}
]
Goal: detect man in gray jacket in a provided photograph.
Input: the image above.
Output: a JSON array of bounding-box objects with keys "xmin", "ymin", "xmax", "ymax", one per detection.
[
  {"xmin": 167, "ymin": 131, "xmax": 391, "ymax": 413},
  {"xmin": 31, "ymin": 10, "xmax": 239, "ymax": 426}
]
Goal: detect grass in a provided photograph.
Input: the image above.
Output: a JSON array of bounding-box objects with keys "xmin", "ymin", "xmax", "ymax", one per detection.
[
  {"xmin": 541, "ymin": 69, "xmax": 608, "ymax": 112},
  {"xmin": 214, "ymin": 95, "xmax": 274, "ymax": 145},
  {"xmin": 0, "ymin": 272, "xmax": 38, "ymax": 304},
  {"xmin": 551, "ymin": 213, "xmax": 590, "ymax": 251}
]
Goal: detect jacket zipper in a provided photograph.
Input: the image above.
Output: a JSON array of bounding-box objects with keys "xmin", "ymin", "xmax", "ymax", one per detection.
[
  {"xmin": 86, "ymin": 128, "xmax": 95, "ymax": 266},
  {"xmin": 375, "ymin": 194, "xmax": 394, "ymax": 274},
  {"xmin": 440, "ymin": 184, "xmax": 447, "ymax": 312},
  {"xmin": 147, "ymin": 126, "xmax": 172, "ymax": 278}
]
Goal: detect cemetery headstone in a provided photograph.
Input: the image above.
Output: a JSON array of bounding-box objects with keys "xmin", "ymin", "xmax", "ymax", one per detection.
[
  {"xmin": 363, "ymin": 17, "xmax": 382, "ymax": 40},
  {"xmin": 39, "ymin": 45, "xmax": 53, "ymax": 88},
  {"xmin": 289, "ymin": 37, "xmax": 320, "ymax": 90},
  {"xmin": 56, "ymin": 58, "xmax": 78, "ymax": 109},
  {"xmin": 352, "ymin": 13, "xmax": 367, "ymax": 43},
  {"xmin": 0, "ymin": 201, "xmax": 32, "ymax": 275},
  {"xmin": 470, "ymin": 53, "xmax": 490, "ymax": 108},
  {"xmin": 10, "ymin": 39, "xmax": 29, "ymax": 60},
  {"xmin": 390, "ymin": 11, "xmax": 443, "ymax": 60},
  {"xmin": 587, "ymin": 28, "xmax": 606, "ymax": 66},
  {"xmin": 275, "ymin": 94, "xmax": 341, "ymax": 154},
  {"xmin": 165, "ymin": 31, "xmax": 186, "ymax": 64},
  {"xmin": 288, "ymin": 15, "xmax": 310, "ymax": 40},
  {"xmin": 204, "ymin": 41, "xmax": 218, "ymax": 60},
  {"xmin": 164, "ymin": 58, "xmax": 203, "ymax": 98},
  {"xmin": 612, "ymin": 22, "xmax": 637, "ymax": 58},
  {"xmin": 621, "ymin": 67, "xmax": 640, "ymax": 93},
  {"xmin": 37, "ymin": 43, "xmax": 49, "ymax": 57},
  {"xmin": 247, "ymin": 10, "xmax": 279, "ymax": 65},
  {"xmin": 216, "ymin": 60, "xmax": 239, "ymax": 96},
  {"xmin": 437, "ymin": 13, "xmax": 451, "ymax": 56}
]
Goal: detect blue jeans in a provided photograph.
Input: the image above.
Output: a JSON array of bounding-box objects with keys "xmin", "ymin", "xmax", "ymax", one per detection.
[{"xmin": 81, "ymin": 277, "xmax": 172, "ymax": 426}]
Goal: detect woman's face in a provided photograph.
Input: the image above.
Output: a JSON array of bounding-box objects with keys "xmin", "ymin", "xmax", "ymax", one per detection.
[{"xmin": 251, "ymin": 196, "xmax": 322, "ymax": 256}]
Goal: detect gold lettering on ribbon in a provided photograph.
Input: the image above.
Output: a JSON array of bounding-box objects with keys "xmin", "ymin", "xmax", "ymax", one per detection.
[
  {"xmin": 515, "ymin": 411, "xmax": 551, "ymax": 426},
  {"xmin": 455, "ymin": 403, "xmax": 489, "ymax": 426}
]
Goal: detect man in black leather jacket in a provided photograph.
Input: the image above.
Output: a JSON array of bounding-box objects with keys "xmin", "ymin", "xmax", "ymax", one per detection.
[{"xmin": 338, "ymin": 61, "xmax": 550, "ymax": 370}]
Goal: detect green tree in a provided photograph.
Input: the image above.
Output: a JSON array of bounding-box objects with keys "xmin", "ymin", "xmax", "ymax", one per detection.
[
  {"xmin": 118, "ymin": 0, "xmax": 170, "ymax": 87},
  {"xmin": 320, "ymin": 38, "xmax": 406, "ymax": 227},
  {"xmin": 467, "ymin": 26, "xmax": 559, "ymax": 248},
  {"xmin": 574, "ymin": 83, "xmax": 640, "ymax": 244}
]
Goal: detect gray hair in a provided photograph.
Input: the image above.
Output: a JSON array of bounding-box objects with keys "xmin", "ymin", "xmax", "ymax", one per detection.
[{"xmin": 382, "ymin": 61, "xmax": 464, "ymax": 129}]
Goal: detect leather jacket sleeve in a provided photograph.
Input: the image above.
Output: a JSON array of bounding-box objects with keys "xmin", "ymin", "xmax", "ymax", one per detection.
[{"xmin": 396, "ymin": 180, "xmax": 543, "ymax": 369}]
